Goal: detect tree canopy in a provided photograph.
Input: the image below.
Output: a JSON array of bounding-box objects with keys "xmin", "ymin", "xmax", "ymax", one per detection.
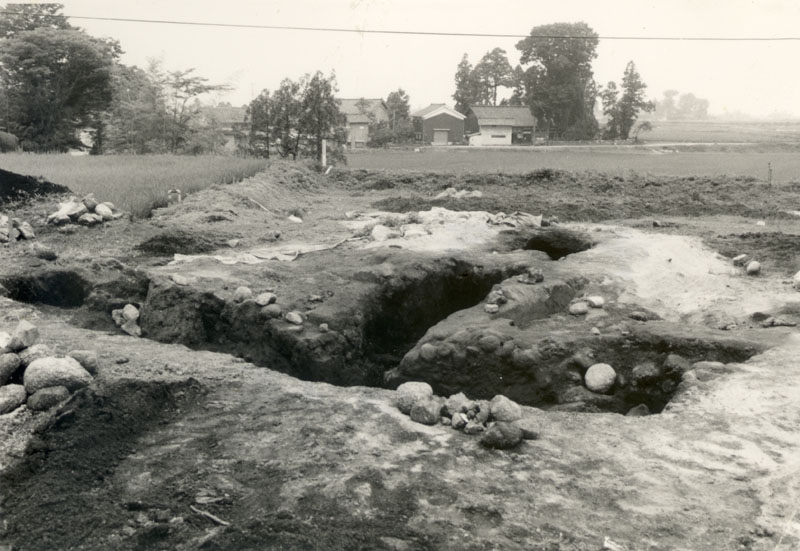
[
  {"xmin": 515, "ymin": 22, "xmax": 600, "ymax": 139},
  {"xmin": 601, "ymin": 61, "xmax": 655, "ymax": 140}
]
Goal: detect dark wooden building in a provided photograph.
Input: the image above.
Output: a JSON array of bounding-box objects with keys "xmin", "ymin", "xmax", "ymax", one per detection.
[{"xmin": 411, "ymin": 104, "xmax": 466, "ymax": 145}]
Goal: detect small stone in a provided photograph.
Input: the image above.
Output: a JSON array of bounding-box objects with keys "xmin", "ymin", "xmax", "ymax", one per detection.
[
  {"xmin": 484, "ymin": 304, "xmax": 500, "ymax": 314},
  {"xmin": 0, "ymin": 332, "xmax": 10, "ymax": 352},
  {"xmin": 120, "ymin": 319, "xmax": 141, "ymax": 337},
  {"xmin": 527, "ymin": 268, "xmax": 544, "ymax": 282},
  {"xmin": 99, "ymin": 201, "xmax": 115, "ymax": 211},
  {"xmin": 626, "ymin": 404, "xmax": 651, "ymax": 417},
  {"xmin": 233, "ymin": 286, "xmax": 253, "ymax": 303},
  {"xmin": 67, "ymin": 350, "xmax": 99, "ymax": 376},
  {"xmin": 410, "ymin": 399, "xmax": 441, "ymax": 425},
  {"xmin": 569, "ymin": 302, "xmax": 589, "ymax": 315},
  {"xmin": 17, "ymin": 221, "xmax": 35, "ymax": 240},
  {"xmin": 284, "ymin": 311, "xmax": 303, "ymax": 325},
  {"xmin": 489, "ymin": 395, "xmax": 522, "ymax": 422},
  {"xmin": 32, "ymin": 243, "xmax": 57, "ymax": 260},
  {"xmin": 319, "ymin": 323, "xmax": 329, "ymax": 333},
  {"xmin": 463, "ymin": 420, "xmax": 485, "ymax": 435},
  {"xmin": 308, "ymin": 294, "xmax": 324, "ymax": 303},
  {"xmin": 395, "ymin": 381, "xmax": 433, "ymax": 414},
  {"xmin": 745, "ymin": 261, "xmax": 761, "ymax": 276},
  {"xmin": 451, "ymin": 412, "xmax": 468, "ymax": 430},
  {"xmin": 255, "ymin": 292, "xmax": 277, "ymax": 306},
  {"xmin": 18, "ymin": 344, "xmax": 50, "ymax": 368},
  {"xmin": 631, "ymin": 361, "xmax": 660, "ymax": 384},
  {"xmin": 440, "ymin": 416, "xmax": 451, "ymax": 426},
  {"xmin": 27, "ymin": 386, "xmax": 71, "ymax": 411},
  {"xmin": 170, "ymin": 274, "xmax": 191, "ymax": 286},
  {"xmin": 419, "ymin": 342, "xmax": 438, "ymax": 361},
  {"xmin": 663, "ymin": 353, "xmax": 692, "ymax": 375},
  {"xmin": 590, "ymin": 327, "xmax": 601, "ymax": 335},
  {"xmin": 82, "ymin": 193, "xmax": 99, "ymax": 211},
  {"xmin": 732, "ymin": 254, "xmax": 749, "ymax": 267},
  {"xmin": 226, "ymin": 239, "xmax": 240, "ymax": 248},
  {"xmin": 122, "ymin": 304, "xmax": 139, "ymax": 322},
  {"xmin": 485, "ymin": 291, "xmax": 507, "ymax": 306},
  {"xmin": 586, "ymin": 296, "xmax": 605, "ymax": 308},
  {"xmin": 474, "ymin": 401, "xmax": 491, "ymax": 424},
  {"xmin": 77, "ymin": 213, "xmax": 103, "ymax": 226},
  {"xmin": 480, "ymin": 421, "xmax": 523, "ymax": 449},
  {"xmin": 584, "ymin": 363, "xmax": 616, "ymax": 393},
  {"xmin": 47, "ymin": 212, "xmax": 70, "ymax": 226},
  {"xmin": 793, "ymin": 271, "xmax": 800, "ymax": 291},
  {"xmin": 262, "ymin": 304, "xmax": 282, "ymax": 318},
  {"xmin": 0, "ymin": 353, "xmax": 21, "ymax": 385},
  {"xmin": 629, "ymin": 311, "xmax": 648, "ymax": 321},
  {"xmin": 477, "ymin": 334, "xmax": 501, "ymax": 353},
  {"xmin": 94, "ymin": 203, "xmax": 113, "ymax": 221},
  {"xmin": 0, "ymin": 384, "xmax": 27, "ymax": 414},
  {"xmin": 24, "ymin": 357, "xmax": 92, "ymax": 394},
  {"xmin": 443, "ymin": 392, "xmax": 470, "ymax": 417},
  {"xmin": 512, "ymin": 417, "xmax": 540, "ymax": 440},
  {"xmin": 8, "ymin": 320, "xmax": 39, "ymax": 351}
]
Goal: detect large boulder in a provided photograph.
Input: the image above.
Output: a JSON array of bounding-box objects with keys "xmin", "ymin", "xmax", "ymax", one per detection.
[
  {"xmin": 0, "ymin": 353, "xmax": 21, "ymax": 385},
  {"xmin": 67, "ymin": 350, "xmax": 99, "ymax": 376},
  {"xmin": 23, "ymin": 357, "xmax": 93, "ymax": 394},
  {"xmin": 27, "ymin": 386, "xmax": 71, "ymax": 411},
  {"xmin": 480, "ymin": 422, "xmax": 524, "ymax": 449},
  {"xmin": 395, "ymin": 381, "xmax": 433, "ymax": 414},
  {"xmin": 584, "ymin": 363, "xmax": 616, "ymax": 393},
  {"xmin": 0, "ymin": 384, "xmax": 26, "ymax": 414}
]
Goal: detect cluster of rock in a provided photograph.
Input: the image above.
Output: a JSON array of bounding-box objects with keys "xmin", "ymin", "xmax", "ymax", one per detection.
[
  {"xmin": 46, "ymin": 193, "xmax": 123, "ymax": 227},
  {"xmin": 112, "ymin": 304, "xmax": 142, "ymax": 337},
  {"xmin": 568, "ymin": 295, "xmax": 606, "ymax": 316},
  {"xmin": 395, "ymin": 382, "xmax": 539, "ymax": 450},
  {"xmin": 0, "ymin": 320, "xmax": 97, "ymax": 415},
  {"xmin": 231, "ymin": 285, "xmax": 309, "ymax": 330},
  {"xmin": 0, "ymin": 214, "xmax": 35, "ymax": 243},
  {"xmin": 732, "ymin": 254, "xmax": 761, "ymax": 276},
  {"xmin": 434, "ymin": 188, "xmax": 484, "ymax": 200}
]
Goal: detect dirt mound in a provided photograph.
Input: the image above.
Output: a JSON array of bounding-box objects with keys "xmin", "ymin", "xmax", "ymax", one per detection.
[
  {"xmin": 0, "ymin": 168, "xmax": 71, "ymax": 205},
  {"xmin": 135, "ymin": 228, "xmax": 224, "ymax": 256}
]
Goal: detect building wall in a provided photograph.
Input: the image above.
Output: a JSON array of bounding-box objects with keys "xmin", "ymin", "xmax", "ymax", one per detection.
[
  {"xmin": 421, "ymin": 113, "xmax": 465, "ymax": 144},
  {"xmin": 469, "ymin": 125, "xmax": 512, "ymax": 145},
  {"xmin": 346, "ymin": 123, "xmax": 370, "ymax": 147}
]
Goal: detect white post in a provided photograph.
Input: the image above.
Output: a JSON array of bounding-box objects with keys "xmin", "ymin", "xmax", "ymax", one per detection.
[{"xmin": 321, "ymin": 139, "xmax": 327, "ymax": 167}]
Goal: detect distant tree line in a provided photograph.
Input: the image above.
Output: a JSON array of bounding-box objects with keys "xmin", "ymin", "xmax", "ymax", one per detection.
[
  {"xmin": 452, "ymin": 22, "xmax": 665, "ymax": 141},
  {"xmin": 0, "ymin": 3, "xmax": 232, "ymax": 153},
  {"xmin": 651, "ymin": 90, "xmax": 709, "ymax": 121}
]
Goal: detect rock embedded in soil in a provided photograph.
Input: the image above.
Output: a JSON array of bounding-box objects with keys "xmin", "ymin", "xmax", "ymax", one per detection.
[
  {"xmin": 94, "ymin": 203, "xmax": 113, "ymax": 221},
  {"xmin": 27, "ymin": 385, "xmax": 71, "ymax": 411},
  {"xmin": 233, "ymin": 286, "xmax": 253, "ymax": 303},
  {"xmin": 452, "ymin": 412, "xmax": 468, "ymax": 430},
  {"xmin": 586, "ymin": 296, "xmax": 605, "ymax": 308},
  {"xmin": 8, "ymin": 320, "xmax": 39, "ymax": 352},
  {"xmin": 463, "ymin": 420, "xmax": 485, "ymax": 435},
  {"xmin": 732, "ymin": 254, "xmax": 749, "ymax": 267},
  {"xmin": 32, "ymin": 243, "xmax": 57, "ymax": 260},
  {"xmin": 395, "ymin": 381, "xmax": 433, "ymax": 414},
  {"xmin": 569, "ymin": 302, "xmax": 589, "ymax": 316},
  {"xmin": 419, "ymin": 342, "xmax": 438, "ymax": 361},
  {"xmin": 745, "ymin": 261, "xmax": 761, "ymax": 276},
  {"xmin": 284, "ymin": 311, "xmax": 303, "ymax": 325},
  {"xmin": 17, "ymin": 221, "xmax": 35, "ymax": 240},
  {"xmin": 67, "ymin": 350, "xmax": 99, "ymax": 376},
  {"xmin": 663, "ymin": 353, "xmax": 692, "ymax": 375},
  {"xmin": 489, "ymin": 395, "xmax": 522, "ymax": 422},
  {"xmin": 122, "ymin": 304, "xmax": 140, "ymax": 322},
  {"xmin": 0, "ymin": 353, "xmax": 21, "ymax": 385},
  {"xmin": 24, "ymin": 356, "xmax": 93, "ymax": 394},
  {"xmin": 0, "ymin": 331, "xmax": 11, "ymax": 352},
  {"xmin": 255, "ymin": 292, "xmax": 277, "ymax": 306},
  {"xmin": 484, "ymin": 304, "xmax": 500, "ymax": 314},
  {"xmin": 19, "ymin": 344, "xmax": 51, "ymax": 367},
  {"xmin": 410, "ymin": 399, "xmax": 442, "ymax": 425},
  {"xmin": 480, "ymin": 421, "xmax": 524, "ymax": 449},
  {"xmin": 626, "ymin": 404, "xmax": 651, "ymax": 417},
  {"xmin": 584, "ymin": 363, "xmax": 616, "ymax": 393},
  {"xmin": 0, "ymin": 384, "xmax": 27, "ymax": 414},
  {"xmin": 262, "ymin": 304, "xmax": 282, "ymax": 318},
  {"xmin": 78, "ymin": 213, "xmax": 103, "ymax": 226},
  {"xmin": 631, "ymin": 361, "xmax": 660, "ymax": 384},
  {"xmin": 82, "ymin": 193, "xmax": 99, "ymax": 211}
]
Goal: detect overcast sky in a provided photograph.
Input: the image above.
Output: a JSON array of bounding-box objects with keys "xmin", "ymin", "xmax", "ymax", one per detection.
[{"xmin": 59, "ymin": 0, "xmax": 800, "ymax": 118}]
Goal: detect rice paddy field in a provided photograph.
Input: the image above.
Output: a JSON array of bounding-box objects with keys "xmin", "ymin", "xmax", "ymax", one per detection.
[{"xmin": 0, "ymin": 154, "xmax": 267, "ymax": 217}]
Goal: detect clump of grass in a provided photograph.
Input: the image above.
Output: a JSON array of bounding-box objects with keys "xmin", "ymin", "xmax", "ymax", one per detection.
[{"xmin": 0, "ymin": 153, "xmax": 267, "ymax": 218}]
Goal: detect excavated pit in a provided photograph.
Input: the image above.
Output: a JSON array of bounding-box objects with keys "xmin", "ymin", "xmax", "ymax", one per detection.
[
  {"xmin": 0, "ymin": 379, "xmax": 207, "ymax": 551},
  {"xmin": 2, "ymin": 270, "xmax": 91, "ymax": 307}
]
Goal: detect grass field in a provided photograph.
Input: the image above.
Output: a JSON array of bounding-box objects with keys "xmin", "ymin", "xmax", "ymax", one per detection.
[
  {"xmin": 641, "ymin": 119, "xmax": 800, "ymax": 143},
  {"xmin": 0, "ymin": 154, "xmax": 267, "ymax": 217},
  {"xmin": 346, "ymin": 146, "xmax": 800, "ymax": 182}
]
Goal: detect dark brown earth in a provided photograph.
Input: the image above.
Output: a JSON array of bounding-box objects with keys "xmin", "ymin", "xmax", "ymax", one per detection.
[{"xmin": 2, "ymin": 162, "xmax": 800, "ymax": 550}]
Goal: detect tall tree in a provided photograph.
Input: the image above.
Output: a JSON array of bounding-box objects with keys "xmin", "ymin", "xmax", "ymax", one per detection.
[
  {"xmin": 474, "ymin": 47, "xmax": 513, "ymax": 106},
  {"xmin": 299, "ymin": 71, "xmax": 345, "ymax": 163},
  {"xmin": 452, "ymin": 54, "xmax": 485, "ymax": 114},
  {"xmin": 270, "ymin": 78, "xmax": 302, "ymax": 159},
  {"xmin": 516, "ymin": 22, "xmax": 600, "ymax": 139},
  {"xmin": 601, "ymin": 61, "xmax": 654, "ymax": 140},
  {"xmin": 385, "ymin": 88, "xmax": 409, "ymax": 129},
  {"xmin": 243, "ymin": 89, "xmax": 272, "ymax": 158},
  {"xmin": 0, "ymin": 27, "xmax": 118, "ymax": 151},
  {"xmin": 0, "ymin": 3, "xmax": 71, "ymax": 37},
  {"xmin": 161, "ymin": 68, "xmax": 229, "ymax": 153}
]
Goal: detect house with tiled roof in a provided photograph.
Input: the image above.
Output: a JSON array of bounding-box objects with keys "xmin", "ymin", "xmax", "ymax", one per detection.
[
  {"xmin": 199, "ymin": 104, "xmax": 248, "ymax": 152},
  {"xmin": 465, "ymin": 105, "xmax": 536, "ymax": 146},
  {"xmin": 338, "ymin": 98, "xmax": 389, "ymax": 147},
  {"xmin": 410, "ymin": 103, "xmax": 465, "ymax": 145}
]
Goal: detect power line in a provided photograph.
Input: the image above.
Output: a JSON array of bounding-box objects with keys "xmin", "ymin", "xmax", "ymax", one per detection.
[{"xmin": 7, "ymin": 11, "xmax": 800, "ymax": 41}]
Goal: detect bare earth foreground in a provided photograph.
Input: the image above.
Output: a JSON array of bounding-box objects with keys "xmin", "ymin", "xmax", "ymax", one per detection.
[{"xmin": 1, "ymin": 162, "xmax": 800, "ymax": 550}]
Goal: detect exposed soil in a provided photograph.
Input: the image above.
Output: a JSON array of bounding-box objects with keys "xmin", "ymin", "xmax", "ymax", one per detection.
[
  {"xmin": 0, "ymin": 168, "xmax": 71, "ymax": 205},
  {"xmin": 2, "ymin": 162, "xmax": 800, "ymax": 550}
]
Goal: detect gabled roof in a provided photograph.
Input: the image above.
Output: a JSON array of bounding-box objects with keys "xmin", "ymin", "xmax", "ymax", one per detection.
[
  {"xmin": 201, "ymin": 105, "xmax": 247, "ymax": 125},
  {"xmin": 411, "ymin": 103, "xmax": 465, "ymax": 120},
  {"xmin": 469, "ymin": 106, "xmax": 535, "ymax": 127},
  {"xmin": 338, "ymin": 98, "xmax": 387, "ymax": 116}
]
